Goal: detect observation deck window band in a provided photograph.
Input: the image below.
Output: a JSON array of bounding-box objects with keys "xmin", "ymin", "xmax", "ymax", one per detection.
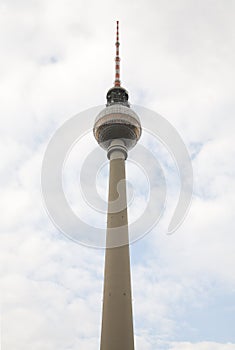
[
  {"xmin": 96, "ymin": 115, "xmax": 139, "ymax": 123},
  {"xmin": 95, "ymin": 105, "xmax": 141, "ymax": 122}
]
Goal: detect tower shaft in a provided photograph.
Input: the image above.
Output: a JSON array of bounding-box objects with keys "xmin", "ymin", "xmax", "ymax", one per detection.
[{"xmin": 100, "ymin": 150, "xmax": 134, "ymax": 350}]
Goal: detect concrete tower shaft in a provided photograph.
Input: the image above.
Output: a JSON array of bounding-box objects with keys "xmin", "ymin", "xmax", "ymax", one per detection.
[{"xmin": 100, "ymin": 150, "xmax": 134, "ymax": 350}]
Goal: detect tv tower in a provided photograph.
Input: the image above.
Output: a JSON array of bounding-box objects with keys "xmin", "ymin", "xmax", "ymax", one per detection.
[{"xmin": 93, "ymin": 21, "xmax": 142, "ymax": 350}]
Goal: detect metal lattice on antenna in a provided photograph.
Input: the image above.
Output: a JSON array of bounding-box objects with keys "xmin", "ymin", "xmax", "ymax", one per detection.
[{"xmin": 114, "ymin": 21, "xmax": 121, "ymax": 87}]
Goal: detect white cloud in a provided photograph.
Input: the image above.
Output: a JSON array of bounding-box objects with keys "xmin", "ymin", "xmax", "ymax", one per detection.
[
  {"xmin": 1, "ymin": 0, "xmax": 235, "ymax": 348},
  {"xmin": 169, "ymin": 342, "xmax": 235, "ymax": 350}
]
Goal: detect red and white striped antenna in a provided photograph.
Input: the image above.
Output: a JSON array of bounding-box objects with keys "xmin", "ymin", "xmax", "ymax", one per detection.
[{"xmin": 114, "ymin": 21, "xmax": 121, "ymax": 87}]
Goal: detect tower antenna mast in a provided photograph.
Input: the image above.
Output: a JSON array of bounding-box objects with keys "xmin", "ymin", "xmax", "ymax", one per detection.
[{"xmin": 114, "ymin": 20, "xmax": 121, "ymax": 87}]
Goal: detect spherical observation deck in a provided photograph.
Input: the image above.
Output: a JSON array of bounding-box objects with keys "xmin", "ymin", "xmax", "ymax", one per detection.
[{"xmin": 93, "ymin": 104, "xmax": 142, "ymax": 151}]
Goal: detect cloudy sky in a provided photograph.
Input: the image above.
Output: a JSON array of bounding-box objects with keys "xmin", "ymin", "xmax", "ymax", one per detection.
[{"xmin": 1, "ymin": 0, "xmax": 235, "ymax": 349}]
